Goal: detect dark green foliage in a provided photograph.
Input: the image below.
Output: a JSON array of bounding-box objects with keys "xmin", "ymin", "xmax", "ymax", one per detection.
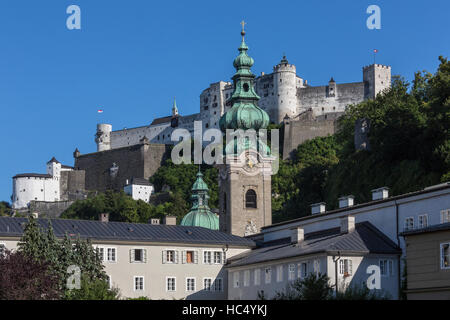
[
  {"xmin": 0, "ymin": 201, "xmax": 11, "ymax": 216},
  {"xmin": 335, "ymin": 283, "xmax": 391, "ymax": 300},
  {"xmin": 65, "ymin": 274, "xmax": 120, "ymax": 300},
  {"xmin": 62, "ymin": 190, "xmax": 162, "ymax": 223},
  {"xmin": 150, "ymin": 160, "xmax": 219, "ymax": 208},
  {"xmin": 273, "ymin": 273, "xmax": 333, "ymax": 300}
]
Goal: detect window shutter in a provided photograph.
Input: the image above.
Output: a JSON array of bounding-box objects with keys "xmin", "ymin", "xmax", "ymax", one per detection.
[
  {"xmin": 194, "ymin": 251, "xmax": 198, "ymax": 264},
  {"xmin": 349, "ymin": 260, "xmax": 353, "ymax": 275},
  {"xmin": 222, "ymin": 252, "xmax": 226, "ymax": 265},
  {"xmin": 130, "ymin": 249, "xmax": 135, "ymax": 263},
  {"xmin": 143, "ymin": 249, "xmax": 147, "ymax": 263},
  {"xmin": 175, "ymin": 251, "xmax": 179, "ymax": 264},
  {"xmin": 162, "ymin": 250, "xmax": 167, "ymax": 264},
  {"xmin": 182, "ymin": 251, "xmax": 187, "ymax": 264}
]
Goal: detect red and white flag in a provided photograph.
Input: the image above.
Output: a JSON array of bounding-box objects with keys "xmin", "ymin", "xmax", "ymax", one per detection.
[
  {"xmin": 373, "ymin": 49, "xmax": 378, "ymax": 53},
  {"xmin": 97, "ymin": 109, "xmax": 103, "ymax": 113}
]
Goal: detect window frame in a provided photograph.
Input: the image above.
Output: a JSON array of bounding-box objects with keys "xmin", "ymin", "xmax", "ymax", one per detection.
[
  {"xmin": 276, "ymin": 265, "xmax": 283, "ymax": 282},
  {"xmin": 186, "ymin": 277, "xmax": 196, "ymax": 292},
  {"xmin": 288, "ymin": 264, "xmax": 296, "ymax": 281},
  {"xmin": 254, "ymin": 269, "xmax": 261, "ymax": 286},
  {"xmin": 203, "ymin": 278, "xmax": 213, "ymax": 291},
  {"xmin": 264, "ymin": 267, "xmax": 272, "ymax": 284},
  {"xmin": 379, "ymin": 259, "xmax": 394, "ymax": 277},
  {"xmin": 214, "ymin": 278, "xmax": 223, "ymax": 292},
  {"xmin": 243, "ymin": 270, "xmax": 250, "ymax": 287},
  {"xmin": 441, "ymin": 242, "xmax": 450, "ymax": 270},
  {"xmin": 404, "ymin": 217, "xmax": 414, "ymax": 231},
  {"xmin": 133, "ymin": 276, "xmax": 144, "ymax": 292},
  {"xmin": 418, "ymin": 214, "xmax": 428, "ymax": 229},
  {"xmin": 441, "ymin": 209, "xmax": 450, "ymax": 224},
  {"xmin": 166, "ymin": 276, "xmax": 176, "ymax": 292},
  {"xmin": 245, "ymin": 189, "xmax": 257, "ymax": 209}
]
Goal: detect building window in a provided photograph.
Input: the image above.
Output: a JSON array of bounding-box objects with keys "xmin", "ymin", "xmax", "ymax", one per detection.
[
  {"xmin": 186, "ymin": 278, "xmax": 196, "ymax": 292},
  {"xmin": 106, "ymin": 275, "xmax": 112, "ymax": 289},
  {"xmin": 214, "ymin": 251, "xmax": 223, "ymax": 264},
  {"xmin": 313, "ymin": 259, "xmax": 321, "ymax": 275},
  {"xmin": 418, "ymin": 214, "xmax": 428, "ymax": 229},
  {"xmin": 276, "ymin": 265, "xmax": 283, "ymax": 282},
  {"xmin": 233, "ymin": 272, "xmax": 239, "ymax": 288},
  {"xmin": 214, "ymin": 278, "xmax": 223, "ymax": 292},
  {"xmin": 167, "ymin": 277, "xmax": 176, "ymax": 292},
  {"xmin": 288, "ymin": 264, "xmax": 296, "ymax": 281},
  {"xmin": 245, "ymin": 189, "xmax": 257, "ymax": 208},
  {"xmin": 339, "ymin": 259, "xmax": 352, "ymax": 276},
  {"xmin": 254, "ymin": 269, "xmax": 261, "ymax": 285},
  {"xmin": 163, "ymin": 250, "xmax": 178, "ymax": 264},
  {"xmin": 134, "ymin": 276, "xmax": 144, "ymax": 291},
  {"xmin": 244, "ymin": 270, "xmax": 250, "ymax": 287},
  {"xmin": 184, "ymin": 250, "xmax": 196, "ymax": 264},
  {"xmin": 404, "ymin": 217, "xmax": 414, "ymax": 231},
  {"xmin": 130, "ymin": 249, "xmax": 146, "ymax": 263},
  {"xmin": 379, "ymin": 259, "xmax": 394, "ymax": 277},
  {"xmin": 96, "ymin": 247, "xmax": 105, "ymax": 262},
  {"xmin": 203, "ymin": 251, "xmax": 212, "ymax": 264},
  {"xmin": 301, "ymin": 262, "xmax": 308, "ymax": 278},
  {"xmin": 441, "ymin": 243, "xmax": 450, "ymax": 269},
  {"xmin": 265, "ymin": 267, "xmax": 272, "ymax": 284},
  {"xmin": 107, "ymin": 248, "xmax": 116, "ymax": 262},
  {"xmin": 204, "ymin": 278, "xmax": 212, "ymax": 291},
  {"xmin": 441, "ymin": 209, "xmax": 450, "ymax": 224}
]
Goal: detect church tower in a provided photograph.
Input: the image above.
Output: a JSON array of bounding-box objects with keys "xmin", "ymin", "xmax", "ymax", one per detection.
[{"xmin": 217, "ymin": 23, "xmax": 274, "ymax": 237}]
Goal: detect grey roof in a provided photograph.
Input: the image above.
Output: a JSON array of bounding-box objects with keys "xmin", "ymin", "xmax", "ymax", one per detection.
[
  {"xmin": 400, "ymin": 222, "xmax": 450, "ymax": 236},
  {"xmin": 47, "ymin": 157, "xmax": 60, "ymax": 164},
  {"xmin": 150, "ymin": 116, "xmax": 172, "ymax": 126},
  {"xmin": 0, "ymin": 217, "xmax": 254, "ymax": 247},
  {"xmin": 128, "ymin": 177, "xmax": 153, "ymax": 186},
  {"xmin": 263, "ymin": 182, "xmax": 450, "ymax": 231},
  {"xmin": 13, "ymin": 173, "xmax": 52, "ymax": 179},
  {"xmin": 226, "ymin": 222, "xmax": 400, "ymax": 268}
]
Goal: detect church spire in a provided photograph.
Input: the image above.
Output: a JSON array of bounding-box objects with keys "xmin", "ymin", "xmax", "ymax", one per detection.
[{"xmin": 172, "ymin": 97, "xmax": 178, "ymax": 116}]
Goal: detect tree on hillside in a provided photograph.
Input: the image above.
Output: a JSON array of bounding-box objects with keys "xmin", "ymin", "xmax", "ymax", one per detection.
[{"xmin": 0, "ymin": 201, "xmax": 11, "ymax": 217}]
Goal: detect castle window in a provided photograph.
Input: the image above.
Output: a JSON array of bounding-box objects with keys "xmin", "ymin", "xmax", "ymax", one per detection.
[{"xmin": 245, "ymin": 189, "xmax": 257, "ymax": 208}]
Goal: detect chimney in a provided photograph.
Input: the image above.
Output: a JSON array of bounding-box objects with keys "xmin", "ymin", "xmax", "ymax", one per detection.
[
  {"xmin": 164, "ymin": 215, "xmax": 177, "ymax": 226},
  {"xmin": 99, "ymin": 213, "xmax": 109, "ymax": 222},
  {"xmin": 338, "ymin": 195, "xmax": 354, "ymax": 208},
  {"xmin": 371, "ymin": 187, "xmax": 389, "ymax": 201},
  {"xmin": 340, "ymin": 216, "xmax": 355, "ymax": 233},
  {"xmin": 291, "ymin": 227, "xmax": 304, "ymax": 244},
  {"xmin": 150, "ymin": 218, "xmax": 160, "ymax": 225},
  {"xmin": 310, "ymin": 202, "xmax": 326, "ymax": 215}
]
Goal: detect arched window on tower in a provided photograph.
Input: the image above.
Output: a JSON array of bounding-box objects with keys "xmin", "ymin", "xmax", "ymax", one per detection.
[{"xmin": 245, "ymin": 189, "xmax": 257, "ymax": 209}]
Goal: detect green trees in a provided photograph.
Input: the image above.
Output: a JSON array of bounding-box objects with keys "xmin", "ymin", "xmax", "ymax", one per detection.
[
  {"xmin": 274, "ymin": 56, "xmax": 449, "ymax": 221},
  {"xmin": 273, "ymin": 273, "xmax": 333, "ymax": 300},
  {"xmin": 0, "ymin": 201, "xmax": 11, "ymax": 216},
  {"xmin": 16, "ymin": 216, "xmax": 119, "ymax": 300}
]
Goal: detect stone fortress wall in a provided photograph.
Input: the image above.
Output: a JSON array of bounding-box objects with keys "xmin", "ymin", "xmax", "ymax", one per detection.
[{"xmin": 96, "ymin": 58, "xmax": 391, "ymax": 158}]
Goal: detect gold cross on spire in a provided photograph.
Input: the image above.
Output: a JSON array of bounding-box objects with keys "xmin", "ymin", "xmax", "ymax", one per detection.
[{"xmin": 240, "ymin": 20, "xmax": 246, "ymax": 32}]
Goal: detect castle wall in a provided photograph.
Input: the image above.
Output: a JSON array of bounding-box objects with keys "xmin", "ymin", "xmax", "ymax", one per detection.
[
  {"xmin": 74, "ymin": 143, "xmax": 168, "ymax": 192},
  {"xmin": 282, "ymin": 116, "xmax": 338, "ymax": 160},
  {"xmin": 29, "ymin": 200, "xmax": 75, "ymax": 218},
  {"xmin": 298, "ymin": 82, "xmax": 365, "ymax": 116}
]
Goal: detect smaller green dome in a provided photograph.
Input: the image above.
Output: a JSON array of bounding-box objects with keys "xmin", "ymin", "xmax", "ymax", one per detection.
[
  {"xmin": 219, "ymin": 102, "xmax": 270, "ymax": 131},
  {"xmin": 181, "ymin": 210, "xmax": 219, "ymax": 230},
  {"xmin": 233, "ymin": 40, "xmax": 254, "ymax": 69}
]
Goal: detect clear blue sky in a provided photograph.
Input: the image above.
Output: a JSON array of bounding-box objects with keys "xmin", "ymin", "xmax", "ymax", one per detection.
[{"xmin": 0, "ymin": 0, "xmax": 449, "ymax": 203}]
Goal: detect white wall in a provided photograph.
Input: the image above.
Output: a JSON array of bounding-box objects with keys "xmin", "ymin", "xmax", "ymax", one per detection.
[{"xmin": 124, "ymin": 184, "xmax": 154, "ymax": 203}]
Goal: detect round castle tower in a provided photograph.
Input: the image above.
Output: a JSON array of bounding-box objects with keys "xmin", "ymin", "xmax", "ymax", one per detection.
[
  {"xmin": 272, "ymin": 56, "xmax": 298, "ymax": 123},
  {"xmin": 95, "ymin": 123, "xmax": 112, "ymax": 152}
]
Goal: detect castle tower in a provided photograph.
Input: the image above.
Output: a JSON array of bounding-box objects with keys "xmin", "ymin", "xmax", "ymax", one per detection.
[
  {"xmin": 46, "ymin": 157, "xmax": 61, "ymax": 178},
  {"xmin": 363, "ymin": 64, "xmax": 392, "ymax": 99},
  {"xmin": 272, "ymin": 55, "xmax": 298, "ymax": 123},
  {"xmin": 95, "ymin": 123, "xmax": 112, "ymax": 152},
  {"xmin": 218, "ymin": 23, "xmax": 274, "ymax": 237},
  {"xmin": 181, "ymin": 170, "xmax": 219, "ymax": 230},
  {"xmin": 172, "ymin": 97, "xmax": 179, "ymax": 116}
]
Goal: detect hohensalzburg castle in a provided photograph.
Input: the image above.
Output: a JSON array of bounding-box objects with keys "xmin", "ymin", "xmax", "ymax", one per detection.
[{"xmin": 95, "ymin": 57, "xmax": 391, "ymax": 152}]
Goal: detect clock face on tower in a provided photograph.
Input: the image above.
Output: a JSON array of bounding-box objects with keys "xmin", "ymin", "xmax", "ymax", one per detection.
[{"xmin": 243, "ymin": 153, "xmax": 259, "ymax": 174}]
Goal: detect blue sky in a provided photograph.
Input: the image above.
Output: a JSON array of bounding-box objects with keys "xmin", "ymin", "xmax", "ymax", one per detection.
[{"xmin": 0, "ymin": 0, "xmax": 449, "ymax": 203}]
